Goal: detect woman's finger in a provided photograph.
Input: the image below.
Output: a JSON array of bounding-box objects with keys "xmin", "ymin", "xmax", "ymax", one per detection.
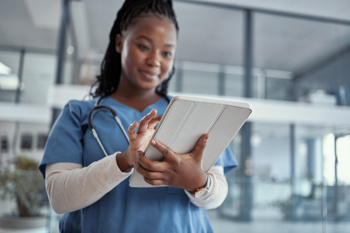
[
  {"xmin": 149, "ymin": 139, "xmax": 178, "ymax": 162},
  {"xmin": 135, "ymin": 154, "xmax": 167, "ymax": 186},
  {"xmin": 128, "ymin": 121, "xmax": 138, "ymax": 141},
  {"xmin": 148, "ymin": 115, "xmax": 162, "ymax": 129},
  {"xmin": 136, "ymin": 162, "xmax": 164, "ymax": 179},
  {"xmin": 137, "ymin": 151, "xmax": 164, "ymax": 171},
  {"xmin": 190, "ymin": 134, "xmax": 209, "ymax": 160},
  {"xmin": 137, "ymin": 109, "xmax": 157, "ymax": 133},
  {"xmin": 144, "ymin": 177, "xmax": 166, "ymax": 186}
]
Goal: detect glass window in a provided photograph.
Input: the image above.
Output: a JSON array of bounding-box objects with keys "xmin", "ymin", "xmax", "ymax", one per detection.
[
  {"xmin": 225, "ymin": 66, "xmax": 243, "ymax": 98},
  {"xmin": 182, "ymin": 62, "xmax": 220, "ymax": 95},
  {"xmin": 1, "ymin": 135, "xmax": 8, "ymax": 152},
  {"xmin": 173, "ymin": 2, "xmax": 243, "ymax": 68},
  {"xmin": 37, "ymin": 133, "xmax": 48, "ymax": 149},
  {"xmin": 63, "ymin": 18, "xmax": 78, "ymax": 85},
  {"xmin": 252, "ymin": 123, "xmax": 293, "ymax": 220},
  {"xmin": 254, "ymin": 13, "xmax": 350, "ymax": 101},
  {"xmin": 0, "ymin": 50, "xmax": 21, "ymax": 102},
  {"xmin": 20, "ymin": 134, "xmax": 33, "ymax": 150},
  {"xmin": 20, "ymin": 53, "xmax": 56, "ymax": 104},
  {"xmin": 265, "ymin": 77, "xmax": 293, "ymax": 101},
  {"xmin": 337, "ymin": 135, "xmax": 350, "ymax": 184}
]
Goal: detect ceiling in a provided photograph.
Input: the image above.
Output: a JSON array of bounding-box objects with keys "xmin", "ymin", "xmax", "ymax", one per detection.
[
  {"xmin": 0, "ymin": 0, "xmax": 59, "ymax": 51},
  {"xmin": 1, "ymin": 0, "xmax": 350, "ymax": 66},
  {"xmin": 194, "ymin": 0, "xmax": 350, "ymax": 21}
]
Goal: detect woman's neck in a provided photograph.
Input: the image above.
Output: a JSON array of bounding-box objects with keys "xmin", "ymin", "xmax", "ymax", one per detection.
[{"xmin": 110, "ymin": 88, "xmax": 161, "ymax": 112}]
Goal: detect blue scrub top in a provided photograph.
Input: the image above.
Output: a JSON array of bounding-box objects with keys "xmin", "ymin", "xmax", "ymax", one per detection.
[{"xmin": 39, "ymin": 96, "xmax": 237, "ymax": 233}]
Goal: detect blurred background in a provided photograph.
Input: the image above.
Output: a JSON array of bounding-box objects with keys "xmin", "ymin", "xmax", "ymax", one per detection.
[{"xmin": 1, "ymin": 0, "xmax": 350, "ymax": 232}]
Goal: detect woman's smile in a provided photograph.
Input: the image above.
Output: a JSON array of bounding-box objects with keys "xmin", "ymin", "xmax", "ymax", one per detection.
[{"xmin": 138, "ymin": 69, "xmax": 159, "ymax": 81}]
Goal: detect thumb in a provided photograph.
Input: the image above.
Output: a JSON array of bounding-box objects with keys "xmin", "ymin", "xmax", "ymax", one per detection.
[{"xmin": 191, "ymin": 134, "xmax": 209, "ymax": 160}]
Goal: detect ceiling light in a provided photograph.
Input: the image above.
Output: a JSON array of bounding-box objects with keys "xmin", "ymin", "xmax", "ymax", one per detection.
[
  {"xmin": 0, "ymin": 62, "xmax": 11, "ymax": 75},
  {"xmin": 67, "ymin": 46, "xmax": 74, "ymax": 55}
]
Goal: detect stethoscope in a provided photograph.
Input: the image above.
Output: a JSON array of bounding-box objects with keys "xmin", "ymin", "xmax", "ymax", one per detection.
[
  {"xmin": 87, "ymin": 95, "xmax": 170, "ymax": 157},
  {"xmin": 87, "ymin": 97, "xmax": 130, "ymax": 157}
]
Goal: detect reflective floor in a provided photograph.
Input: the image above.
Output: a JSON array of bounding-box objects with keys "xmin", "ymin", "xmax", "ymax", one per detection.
[
  {"xmin": 1, "ymin": 212, "xmax": 349, "ymax": 233},
  {"xmin": 1, "ymin": 200, "xmax": 349, "ymax": 233},
  {"xmin": 0, "ymin": 229, "xmax": 46, "ymax": 233},
  {"xmin": 208, "ymin": 210, "xmax": 350, "ymax": 233}
]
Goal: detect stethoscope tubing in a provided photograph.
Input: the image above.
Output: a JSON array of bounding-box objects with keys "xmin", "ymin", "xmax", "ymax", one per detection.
[
  {"xmin": 88, "ymin": 95, "xmax": 170, "ymax": 157},
  {"xmin": 88, "ymin": 101, "xmax": 130, "ymax": 157}
]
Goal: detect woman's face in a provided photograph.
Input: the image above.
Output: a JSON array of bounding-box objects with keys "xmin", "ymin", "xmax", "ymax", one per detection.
[{"xmin": 116, "ymin": 14, "xmax": 177, "ymax": 92}]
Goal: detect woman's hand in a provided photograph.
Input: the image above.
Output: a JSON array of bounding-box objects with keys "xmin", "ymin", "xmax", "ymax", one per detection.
[
  {"xmin": 116, "ymin": 109, "xmax": 162, "ymax": 172},
  {"xmin": 135, "ymin": 134, "xmax": 209, "ymax": 192}
]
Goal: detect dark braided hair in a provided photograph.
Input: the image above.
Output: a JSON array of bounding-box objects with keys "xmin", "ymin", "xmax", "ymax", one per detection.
[{"xmin": 90, "ymin": 0, "xmax": 179, "ymax": 100}]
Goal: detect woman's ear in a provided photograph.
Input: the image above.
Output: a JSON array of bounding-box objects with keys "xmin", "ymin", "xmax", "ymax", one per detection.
[{"xmin": 115, "ymin": 34, "xmax": 123, "ymax": 54}]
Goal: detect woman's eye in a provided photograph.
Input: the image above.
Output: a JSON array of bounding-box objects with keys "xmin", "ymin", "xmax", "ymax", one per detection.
[
  {"xmin": 162, "ymin": 51, "xmax": 172, "ymax": 58},
  {"xmin": 138, "ymin": 44, "xmax": 149, "ymax": 51}
]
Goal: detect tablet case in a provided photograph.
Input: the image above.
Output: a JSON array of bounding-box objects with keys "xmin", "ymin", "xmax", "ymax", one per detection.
[{"xmin": 129, "ymin": 95, "xmax": 252, "ymax": 187}]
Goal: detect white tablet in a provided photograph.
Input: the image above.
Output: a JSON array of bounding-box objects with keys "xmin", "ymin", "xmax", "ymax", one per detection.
[{"xmin": 129, "ymin": 95, "xmax": 252, "ymax": 187}]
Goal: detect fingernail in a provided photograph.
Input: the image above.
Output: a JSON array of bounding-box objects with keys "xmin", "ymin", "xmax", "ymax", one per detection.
[{"xmin": 150, "ymin": 139, "xmax": 156, "ymax": 145}]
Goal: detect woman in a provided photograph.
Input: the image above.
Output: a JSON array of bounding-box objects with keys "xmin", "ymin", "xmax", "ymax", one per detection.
[{"xmin": 39, "ymin": 0, "xmax": 237, "ymax": 232}]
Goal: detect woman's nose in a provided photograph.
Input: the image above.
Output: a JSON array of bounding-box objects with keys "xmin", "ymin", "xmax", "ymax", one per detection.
[{"xmin": 146, "ymin": 51, "xmax": 161, "ymax": 67}]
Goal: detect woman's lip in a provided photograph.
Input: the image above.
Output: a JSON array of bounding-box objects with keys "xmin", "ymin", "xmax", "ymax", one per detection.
[
  {"xmin": 140, "ymin": 69, "xmax": 158, "ymax": 76},
  {"xmin": 139, "ymin": 70, "xmax": 158, "ymax": 80}
]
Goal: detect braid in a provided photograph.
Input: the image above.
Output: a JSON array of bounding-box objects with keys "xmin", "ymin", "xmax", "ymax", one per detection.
[{"xmin": 90, "ymin": 0, "xmax": 179, "ymax": 98}]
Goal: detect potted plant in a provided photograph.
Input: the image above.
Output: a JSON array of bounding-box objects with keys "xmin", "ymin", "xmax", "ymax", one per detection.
[{"xmin": 0, "ymin": 155, "xmax": 48, "ymax": 230}]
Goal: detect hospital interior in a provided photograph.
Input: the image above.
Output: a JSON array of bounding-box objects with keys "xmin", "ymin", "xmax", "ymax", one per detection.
[{"xmin": 1, "ymin": 0, "xmax": 350, "ymax": 232}]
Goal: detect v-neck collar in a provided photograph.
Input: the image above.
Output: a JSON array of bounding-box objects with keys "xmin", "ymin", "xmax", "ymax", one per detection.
[{"xmin": 101, "ymin": 96, "xmax": 166, "ymax": 115}]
